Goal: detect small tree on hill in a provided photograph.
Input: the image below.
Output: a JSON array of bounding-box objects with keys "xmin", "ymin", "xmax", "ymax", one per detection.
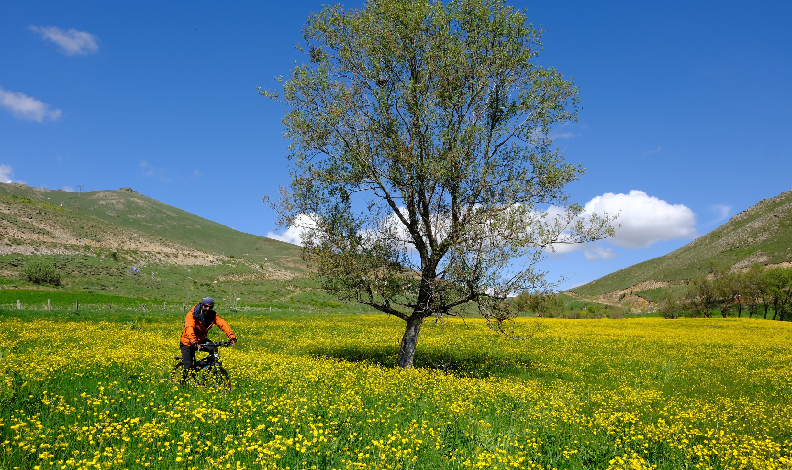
[
  {"xmin": 743, "ymin": 264, "xmax": 768, "ymax": 318},
  {"xmin": 763, "ymin": 267, "xmax": 792, "ymax": 321},
  {"xmin": 262, "ymin": 0, "xmax": 615, "ymax": 367},
  {"xmin": 687, "ymin": 277, "xmax": 718, "ymax": 318},
  {"xmin": 715, "ymin": 270, "xmax": 744, "ymax": 317}
]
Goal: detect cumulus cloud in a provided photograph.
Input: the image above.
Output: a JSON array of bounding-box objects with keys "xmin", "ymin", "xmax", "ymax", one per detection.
[
  {"xmin": 30, "ymin": 26, "xmax": 99, "ymax": 56},
  {"xmin": 271, "ymin": 191, "xmax": 696, "ymax": 257},
  {"xmin": 266, "ymin": 214, "xmax": 317, "ymax": 246},
  {"xmin": 0, "ymin": 165, "xmax": 26, "ymax": 184},
  {"xmin": 62, "ymin": 186, "xmax": 74, "ymax": 192},
  {"xmin": 0, "ymin": 165, "xmax": 14, "ymax": 183},
  {"xmin": 0, "ymin": 86, "xmax": 62, "ymax": 122},
  {"xmin": 585, "ymin": 190, "xmax": 697, "ymax": 249}
]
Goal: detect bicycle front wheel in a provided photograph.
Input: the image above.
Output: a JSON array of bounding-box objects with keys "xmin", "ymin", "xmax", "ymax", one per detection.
[{"xmin": 197, "ymin": 364, "xmax": 230, "ymax": 391}]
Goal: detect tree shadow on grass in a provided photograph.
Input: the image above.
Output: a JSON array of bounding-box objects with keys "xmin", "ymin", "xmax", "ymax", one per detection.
[{"xmin": 309, "ymin": 344, "xmax": 536, "ymax": 379}]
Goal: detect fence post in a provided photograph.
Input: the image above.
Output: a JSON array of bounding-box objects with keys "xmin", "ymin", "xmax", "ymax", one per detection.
[
  {"xmin": 76, "ymin": 299, "xmax": 79, "ymax": 312},
  {"xmin": 48, "ymin": 299, "xmax": 51, "ymax": 311},
  {"xmin": 142, "ymin": 304, "xmax": 146, "ymax": 312},
  {"xmin": 163, "ymin": 301, "xmax": 166, "ymax": 311},
  {"xmin": 183, "ymin": 302, "xmax": 186, "ymax": 314},
  {"xmin": 17, "ymin": 300, "xmax": 20, "ymax": 310},
  {"xmin": 109, "ymin": 302, "xmax": 112, "ymax": 312}
]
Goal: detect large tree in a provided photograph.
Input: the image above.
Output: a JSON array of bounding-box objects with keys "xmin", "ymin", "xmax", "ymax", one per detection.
[{"xmin": 262, "ymin": 0, "xmax": 614, "ymax": 368}]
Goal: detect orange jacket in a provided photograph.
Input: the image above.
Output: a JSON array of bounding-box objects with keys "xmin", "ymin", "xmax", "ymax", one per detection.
[{"xmin": 180, "ymin": 304, "xmax": 236, "ymax": 346}]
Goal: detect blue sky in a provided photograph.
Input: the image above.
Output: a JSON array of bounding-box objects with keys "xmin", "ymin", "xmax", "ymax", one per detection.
[{"xmin": 2, "ymin": 1, "xmax": 790, "ymax": 290}]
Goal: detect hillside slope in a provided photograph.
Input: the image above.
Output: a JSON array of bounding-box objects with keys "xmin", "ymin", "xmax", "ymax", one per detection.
[
  {"xmin": 0, "ymin": 186, "xmax": 336, "ymax": 308},
  {"xmin": 0, "ymin": 183, "xmax": 303, "ymax": 272},
  {"xmin": 0, "ymin": 193, "xmax": 223, "ymax": 265},
  {"xmin": 574, "ymin": 189, "xmax": 792, "ymax": 296}
]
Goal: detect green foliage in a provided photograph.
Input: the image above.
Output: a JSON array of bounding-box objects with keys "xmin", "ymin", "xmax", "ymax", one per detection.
[
  {"xmin": 264, "ymin": 0, "xmax": 614, "ymax": 367},
  {"xmin": 650, "ymin": 265, "xmax": 792, "ymax": 320},
  {"xmin": 656, "ymin": 291, "xmax": 686, "ymax": 319},
  {"xmin": 21, "ymin": 259, "xmax": 62, "ymax": 286},
  {"xmin": 514, "ymin": 291, "xmax": 562, "ymax": 317},
  {"xmin": 762, "ymin": 267, "xmax": 792, "ymax": 321}
]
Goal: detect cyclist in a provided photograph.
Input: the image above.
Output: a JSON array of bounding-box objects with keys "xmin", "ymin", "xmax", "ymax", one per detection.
[{"xmin": 180, "ymin": 298, "xmax": 237, "ymax": 378}]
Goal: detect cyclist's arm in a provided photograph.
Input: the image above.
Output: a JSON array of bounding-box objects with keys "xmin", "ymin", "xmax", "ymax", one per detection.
[
  {"xmin": 182, "ymin": 312, "xmax": 199, "ymax": 346},
  {"xmin": 215, "ymin": 316, "xmax": 237, "ymax": 343}
]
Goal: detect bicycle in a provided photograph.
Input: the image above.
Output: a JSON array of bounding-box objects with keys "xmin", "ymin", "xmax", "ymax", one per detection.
[{"xmin": 171, "ymin": 340, "xmax": 233, "ymax": 390}]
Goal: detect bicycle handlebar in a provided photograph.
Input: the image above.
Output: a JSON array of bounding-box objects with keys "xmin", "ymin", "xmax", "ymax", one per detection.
[{"xmin": 198, "ymin": 340, "xmax": 234, "ymax": 351}]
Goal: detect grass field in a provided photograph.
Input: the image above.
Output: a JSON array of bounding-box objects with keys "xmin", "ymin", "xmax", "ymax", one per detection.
[
  {"xmin": 1, "ymin": 310, "xmax": 791, "ymax": 470},
  {"xmin": 0, "ymin": 254, "xmax": 380, "ymax": 315}
]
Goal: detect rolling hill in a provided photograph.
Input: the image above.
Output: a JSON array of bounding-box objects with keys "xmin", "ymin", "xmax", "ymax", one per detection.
[
  {"xmin": 573, "ymin": 188, "xmax": 792, "ymax": 298},
  {"xmin": 0, "ymin": 183, "xmax": 356, "ymax": 310},
  {"xmin": 0, "ymin": 183, "xmax": 302, "ymax": 271}
]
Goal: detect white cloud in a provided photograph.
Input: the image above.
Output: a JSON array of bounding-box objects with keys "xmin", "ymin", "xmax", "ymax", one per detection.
[
  {"xmin": 552, "ymin": 131, "xmax": 576, "ymax": 139},
  {"xmin": 710, "ymin": 204, "xmax": 731, "ymax": 224},
  {"xmin": 30, "ymin": 26, "xmax": 99, "ymax": 56},
  {"xmin": 585, "ymin": 190, "xmax": 697, "ymax": 249},
  {"xmin": 139, "ymin": 159, "xmax": 173, "ymax": 181},
  {"xmin": 0, "ymin": 164, "xmax": 14, "ymax": 183},
  {"xmin": 0, "ymin": 86, "xmax": 62, "ymax": 122},
  {"xmin": 266, "ymin": 214, "xmax": 317, "ymax": 246},
  {"xmin": 0, "ymin": 165, "xmax": 26, "ymax": 184},
  {"xmin": 62, "ymin": 186, "xmax": 74, "ymax": 192},
  {"xmin": 643, "ymin": 146, "xmax": 662, "ymax": 155},
  {"xmin": 584, "ymin": 246, "xmax": 618, "ymax": 260}
]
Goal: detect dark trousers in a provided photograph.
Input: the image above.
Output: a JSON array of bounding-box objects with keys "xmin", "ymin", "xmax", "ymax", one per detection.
[{"xmin": 180, "ymin": 340, "xmax": 211, "ymax": 369}]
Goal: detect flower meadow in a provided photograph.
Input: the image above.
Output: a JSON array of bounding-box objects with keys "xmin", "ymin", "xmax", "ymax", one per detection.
[{"xmin": 1, "ymin": 311, "xmax": 791, "ymax": 470}]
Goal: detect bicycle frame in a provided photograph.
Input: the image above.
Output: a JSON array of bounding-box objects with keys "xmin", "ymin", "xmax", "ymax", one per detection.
[
  {"xmin": 191, "ymin": 340, "xmax": 232, "ymax": 368},
  {"xmin": 172, "ymin": 340, "xmax": 233, "ymax": 390}
]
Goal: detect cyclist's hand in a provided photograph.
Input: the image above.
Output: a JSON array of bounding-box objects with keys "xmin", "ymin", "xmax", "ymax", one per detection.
[
  {"xmin": 196, "ymin": 343, "xmax": 202, "ymax": 350},
  {"xmin": 231, "ymin": 338, "xmax": 237, "ymax": 346}
]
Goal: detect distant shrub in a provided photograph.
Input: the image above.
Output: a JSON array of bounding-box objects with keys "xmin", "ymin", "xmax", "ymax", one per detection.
[
  {"xmin": 22, "ymin": 260, "xmax": 62, "ymax": 286},
  {"xmin": 657, "ymin": 292, "xmax": 686, "ymax": 319}
]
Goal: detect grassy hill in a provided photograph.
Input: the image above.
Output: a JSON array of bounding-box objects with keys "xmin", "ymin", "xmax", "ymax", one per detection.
[
  {"xmin": 574, "ymin": 189, "xmax": 792, "ymax": 296},
  {"xmin": 0, "ymin": 183, "xmax": 372, "ymax": 312},
  {"xmin": 0, "ymin": 183, "xmax": 302, "ymax": 271}
]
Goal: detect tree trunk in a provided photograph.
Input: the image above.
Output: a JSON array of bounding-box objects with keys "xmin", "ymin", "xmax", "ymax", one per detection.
[{"xmin": 397, "ymin": 316, "xmax": 424, "ymax": 368}]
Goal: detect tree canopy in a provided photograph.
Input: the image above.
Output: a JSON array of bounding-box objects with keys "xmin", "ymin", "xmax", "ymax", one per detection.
[{"xmin": 262, "ymin": 0, "xmax": 614, "ymax": 367}]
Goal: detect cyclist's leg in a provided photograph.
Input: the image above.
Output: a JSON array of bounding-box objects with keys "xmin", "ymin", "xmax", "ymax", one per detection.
[
  {"xmin": 180, "ymin": 344, "xmax": 196, "ymax": 368},
  {"xmin": 180, "ymin": 344, "xmax": 197, "ymax": 381}
]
